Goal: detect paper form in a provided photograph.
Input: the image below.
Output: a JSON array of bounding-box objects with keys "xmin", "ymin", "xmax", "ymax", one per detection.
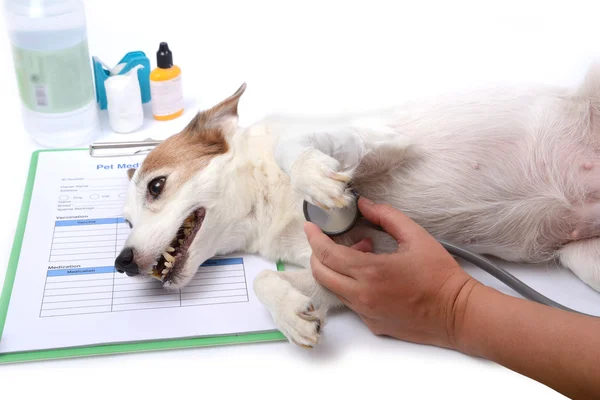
[{"xmin": 0, "ymin": 150, "xmax": 279, "ymax": 354}]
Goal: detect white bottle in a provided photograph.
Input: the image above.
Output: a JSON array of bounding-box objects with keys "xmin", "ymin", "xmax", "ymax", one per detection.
[
  {"xmin": 105, "ymin": 65, "xmax": 144, "ymax": 134},
  {"xmin": 4, "ymin": 0, "xmax": 100, "ymax": 148}
]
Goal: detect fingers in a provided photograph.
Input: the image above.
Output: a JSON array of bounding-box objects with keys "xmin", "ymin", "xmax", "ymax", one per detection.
[
  {"xmin": 334, "ymin": 293, "xmax": 354, "ymax": 308},
  {"xmin": 309, "ymin": 252, "xmax": 359, "ymax": 300},
  {"xmin": 351, "ymin": 238, "xmax": 373, "ymax": 253},
  {"xmin": 304, "ymin": 222, "xmax": 371, "ymax": 301},
  {"xmin": 357, "ymin": 197, "xmax": 416, "ymax": 244},
  {"xmin": 303, "ymin": 222, "xmax": 369, "ymax": 275},
  {"xmin": 357, "ymin": 314, "xmax": 386, "ymax": 336}
]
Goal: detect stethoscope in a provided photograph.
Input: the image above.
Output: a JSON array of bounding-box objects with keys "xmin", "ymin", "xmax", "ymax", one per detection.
[{"xmin": 303, "ymin": 191, "xmax": 594, "ymax": 316}]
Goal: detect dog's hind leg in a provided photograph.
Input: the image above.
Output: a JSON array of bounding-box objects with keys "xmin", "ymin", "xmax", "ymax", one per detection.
[
  {"xmin": 558, "ymin": 238, "xmax": 600, "ymax": 292},
  {"xmin": 253, "ymin": 268, "xmax": 342, "ymax": 348}
]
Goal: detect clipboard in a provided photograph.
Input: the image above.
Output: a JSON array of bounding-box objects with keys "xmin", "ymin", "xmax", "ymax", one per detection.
[{"xmin": 0, "ymin": 144, "xmax": 287, "ymax": 364}]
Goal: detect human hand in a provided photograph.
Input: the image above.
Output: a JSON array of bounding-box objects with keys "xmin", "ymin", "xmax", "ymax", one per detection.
[
  {"xmin": 304, "ymin": 197, "xmax": 479, "ymax": 350},
  {"xmin": 306, "ymin": 198, "xmax": 600, "ymax": 399}
]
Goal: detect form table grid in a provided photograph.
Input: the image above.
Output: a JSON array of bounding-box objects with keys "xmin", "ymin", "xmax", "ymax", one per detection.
[{"xmin": 40, "ymin": 218, "xmax": 249, "ymax": 317}]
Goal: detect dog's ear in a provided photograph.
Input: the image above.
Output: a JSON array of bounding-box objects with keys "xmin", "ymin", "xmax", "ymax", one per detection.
[
  {"xmin": 181, "ymin": 83, "xmax": 246, "ymax": 154},
  {"xmin": 206, "ymin": 82, "xmax": 246, "ymax": 124},
  {"xmin": 127, "ymin": 168, "xmax": 136, "ymax": 180},
  {"xmin": 185, "ymin": 83, "xmax": 246, "ymax": 132}
]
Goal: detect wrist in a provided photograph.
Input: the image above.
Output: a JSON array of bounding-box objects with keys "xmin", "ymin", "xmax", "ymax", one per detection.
[{"xmin": 446, "ymin": 276, "xmax": 483, "ymax": 353}]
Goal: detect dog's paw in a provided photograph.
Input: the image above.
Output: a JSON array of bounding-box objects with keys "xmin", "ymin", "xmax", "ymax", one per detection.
[
  {"xmin": 290, "ymin": 149, "xmax": 354, "ymax": 210},
  {"xmin": 272, "ymin": 291, "xmax": 324, "ymax": 348}
]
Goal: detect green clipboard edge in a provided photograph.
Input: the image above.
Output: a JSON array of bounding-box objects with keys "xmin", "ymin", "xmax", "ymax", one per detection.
[{"xmin": 0, "ymin": 148, "xmax": 287, "ymax": 365}]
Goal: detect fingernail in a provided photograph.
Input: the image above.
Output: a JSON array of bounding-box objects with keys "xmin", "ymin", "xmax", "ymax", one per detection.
[
  {"xmin": 359, "ymin": 196, "xmax": 374, "ymax": 205},
  {"xmin": 303, "ymin": 222, "xmax": 312, "ymax": 234}
]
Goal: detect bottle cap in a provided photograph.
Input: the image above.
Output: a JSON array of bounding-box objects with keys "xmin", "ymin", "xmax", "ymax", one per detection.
[{"xmin": 157, "ymin": 42, "xmax": 173, "ymax": 69}]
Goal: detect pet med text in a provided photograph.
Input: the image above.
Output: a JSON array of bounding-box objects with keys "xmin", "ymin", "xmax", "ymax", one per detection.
[{"xmin": 96, "ymin": 162, "xmax": 140, "ymax": 170}]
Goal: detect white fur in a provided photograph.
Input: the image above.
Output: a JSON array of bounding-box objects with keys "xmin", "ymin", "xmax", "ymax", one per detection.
[{"xmin": 122, "ymin": 63, "xmax": 600, "ymax": 347}]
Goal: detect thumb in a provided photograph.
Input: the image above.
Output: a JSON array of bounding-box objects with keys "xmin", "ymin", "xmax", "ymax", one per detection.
[
  {"xmin": 303, "ymin": 221, "xmax": 339, "ymax": 262},
  {"xmin": 304, "ymin": 221, "xmax": 370, "ymax": 268},
  {"xmin": 358, "ymin": 197, "xmax": 415, "ymax": 244}
]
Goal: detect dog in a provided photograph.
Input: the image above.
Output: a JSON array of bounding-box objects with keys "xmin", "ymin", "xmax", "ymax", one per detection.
[{"xmin": 116, "ymin": 62, "xmax": 600, "ymax": 347}]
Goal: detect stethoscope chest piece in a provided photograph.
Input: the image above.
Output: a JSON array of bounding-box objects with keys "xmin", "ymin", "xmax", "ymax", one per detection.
[{"xmin": 303, "ymin": 191, "xmax": 362, "ymax": 236}]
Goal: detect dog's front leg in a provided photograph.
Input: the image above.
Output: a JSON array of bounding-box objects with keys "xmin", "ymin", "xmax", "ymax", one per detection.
[
  {"xmin": 273, "ymin": 126, "xmax": 366, "ymax": 209},
  {"xmin": 272, "ymin": 118, "xmax": 412, "ymax": 209},
  {"xmin": 253, "ymin": 268, "xmax": 343, "ymax": 348}
]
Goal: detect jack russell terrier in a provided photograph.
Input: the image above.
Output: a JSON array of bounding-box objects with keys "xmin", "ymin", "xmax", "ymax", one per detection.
[{"xmin": 116, "ymin": 63, "xmax": 600, "ymax": 347}]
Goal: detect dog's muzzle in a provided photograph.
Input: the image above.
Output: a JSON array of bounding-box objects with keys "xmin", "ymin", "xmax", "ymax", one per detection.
[{"xmin": 115, "ymin": 247, "xmax": 139, "ymax": 276}]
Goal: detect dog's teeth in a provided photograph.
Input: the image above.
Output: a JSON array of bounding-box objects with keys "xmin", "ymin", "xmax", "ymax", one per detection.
[
  {"xmin": 184, "ymin": 222, "xmax": 193, "ymax": 228},
  {"xmin": 166, "ymin": 246, "xmax": 175, "ymax": 252},
  {"xmin": 163, "ymin": 252, "xmax": 175, "ymax": 262},
  {"xmin": 161, "ymin": 269, "xmax": 169, "ymax": 275},
  {"xmin": 178, "ymin": 239, "xmax": 184, "ymax": 245},
  {"xmin": 164, "ymin": 261, "xmax": 173, "ymax": 269},
  {"xmin": 184, "ymin": 228, "xmax": 191, "ymax": 236}
]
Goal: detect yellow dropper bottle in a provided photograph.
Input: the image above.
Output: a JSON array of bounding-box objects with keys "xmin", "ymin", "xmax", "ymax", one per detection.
[{"xmin": 149, "ymin": 42, "xmax": 184, "ymax": 121}]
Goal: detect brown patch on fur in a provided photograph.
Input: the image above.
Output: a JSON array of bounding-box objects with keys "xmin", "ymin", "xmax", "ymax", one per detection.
[
  {"xmin": 138, "ymin": 83, "xmax": 247, "ymax": 182},
  {"xmin": 139, "ymin": 132, "xmax": 223, "ymax": 181}
]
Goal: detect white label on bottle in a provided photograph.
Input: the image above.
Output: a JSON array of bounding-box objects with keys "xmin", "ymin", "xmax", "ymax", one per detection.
[
  {"xmin": 150, "ymin": 75, "xmax": 184, "ymax": 117},
  {"xmin": 34, "ymin": 84, "xmax": 49, "ymax": 107}
]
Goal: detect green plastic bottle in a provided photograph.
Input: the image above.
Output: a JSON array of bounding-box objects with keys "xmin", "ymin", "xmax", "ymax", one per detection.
[{"xmin": 4, "ymin": 0, "xmax": 100, "ymax": 148}]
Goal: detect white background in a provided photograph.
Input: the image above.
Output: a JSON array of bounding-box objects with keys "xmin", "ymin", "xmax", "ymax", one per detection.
[{"xmin": 1, "ymin": 0, "xmax": 600, "ymax": 399}]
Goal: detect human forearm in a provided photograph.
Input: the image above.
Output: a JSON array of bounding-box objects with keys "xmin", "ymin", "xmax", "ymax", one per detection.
[{"xmin": 456, "ymin": 283, "xmax": 600, "ymax": 399}]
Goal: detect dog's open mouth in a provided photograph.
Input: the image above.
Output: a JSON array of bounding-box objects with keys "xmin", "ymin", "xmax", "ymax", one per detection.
[{"xmin": 151, "ymin": 208, "xmax": 206, "ymax": 281}]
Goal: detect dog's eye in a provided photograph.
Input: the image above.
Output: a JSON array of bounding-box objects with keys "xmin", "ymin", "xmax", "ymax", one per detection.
[{"xmin": 148, "ymin": 177, "xmax": 166, "ymax": 198}]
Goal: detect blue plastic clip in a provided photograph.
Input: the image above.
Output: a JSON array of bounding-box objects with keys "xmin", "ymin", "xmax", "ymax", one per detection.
[{"xmin": 92, "ymin": 51, "xmax": 152, "ymax": 110}]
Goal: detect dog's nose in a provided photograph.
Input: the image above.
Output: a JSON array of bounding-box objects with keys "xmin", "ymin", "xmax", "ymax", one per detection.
[{"xmin": 115, "ymin": 247, "xmax": 139, "ymax": 276}]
